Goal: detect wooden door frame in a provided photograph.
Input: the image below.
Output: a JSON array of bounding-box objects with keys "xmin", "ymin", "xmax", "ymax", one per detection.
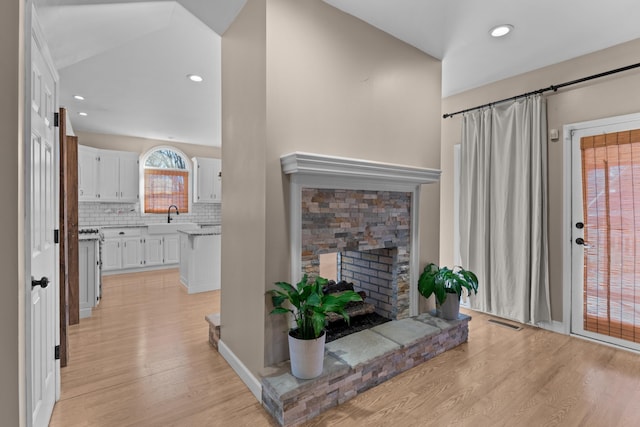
[
  {"xmin": 59, "ymin": 108, "xmax": 69, "ymax": 367},
  {"xmin": 58, "ymin": 107, "xmax": 80, "ymax": 367}
]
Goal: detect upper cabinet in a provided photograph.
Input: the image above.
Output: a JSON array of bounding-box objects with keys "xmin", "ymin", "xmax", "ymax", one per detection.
[
  {"xmin": 78, "ymin": 145, "xmax": 99, "ymax": 201},
  {"xmin": 193, "ymin": 157, "xmax": 222, "ymax": 203},
  {"xmin": 78, "ymin": 145, "xmax": 139, "ymax": 203}
]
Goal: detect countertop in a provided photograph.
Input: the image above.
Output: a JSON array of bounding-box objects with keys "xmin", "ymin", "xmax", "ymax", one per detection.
[
  {"xmin": 178, "ymin": 228, "xmax": 221, "ymax": 236},
  {"xmin": 84, "ymin": 223, "xmax": 222, "ymax": 230},
  {"xmin": 78, "ymin": 234, "xmax": 101, "ymax": 241}
]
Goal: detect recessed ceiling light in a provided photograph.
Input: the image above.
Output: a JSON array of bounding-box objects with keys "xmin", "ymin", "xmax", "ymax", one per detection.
[
  {"xmin": 73, "ymin": 95, "xmax": 85, "ymax": 101},
  {"xmin": 187, "ymin": 74, "xmax": 204, "ymax": 83},
  {"xmin": 490, "ymin": 24, "xmax": 514, "ymax": 38},
  {"xmin": 78, "ymin": 112, "xmax": 88, "ymax": 117}
]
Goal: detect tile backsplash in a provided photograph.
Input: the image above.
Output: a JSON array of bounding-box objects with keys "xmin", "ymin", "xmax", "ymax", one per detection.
[{"xmin": 79, "ymin": 202, "xmax": 221, "ymax": 227}]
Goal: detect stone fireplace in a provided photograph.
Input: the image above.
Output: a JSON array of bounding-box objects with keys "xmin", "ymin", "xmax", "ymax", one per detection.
[
  {"xmin": 281, "ymin": 152, "xmax": 441, "ymax": 318},
  {"xmin": 300, "ymin": 187, "xmax": 412, "ymax": 320},
  {"xmin": 259, "ymin": 153, "xmax": 471, "ymax": 427}
]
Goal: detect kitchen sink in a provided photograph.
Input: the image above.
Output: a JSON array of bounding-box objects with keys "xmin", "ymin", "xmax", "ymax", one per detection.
[{"xmin": 146, "ymin": 222, "xmax": 199, "ymax": 235}]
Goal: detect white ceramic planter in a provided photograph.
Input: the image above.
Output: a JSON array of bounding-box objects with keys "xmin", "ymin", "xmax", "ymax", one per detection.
[
  {"xmin": 439, "ymin": 293, "xmax": 460, "ymax": 320},
  {"xmin": 288, "ymin": 331, "xmax": 326, "ymax": 379}
]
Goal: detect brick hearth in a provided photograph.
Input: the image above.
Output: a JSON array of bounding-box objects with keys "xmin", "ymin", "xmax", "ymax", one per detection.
[{"xmin": 260, "ymin": 312, "xmax": 471, "ymax": 426}]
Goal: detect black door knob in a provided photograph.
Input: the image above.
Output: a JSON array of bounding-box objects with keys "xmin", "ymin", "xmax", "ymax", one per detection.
[
  {"xmin": 32, "ymin": 276, "xmax": 49, "ymax": 289},
  {"xmin": 575, "ymin": 238, "xmax": 585, "ymax": 245},
  {"xmin": 576, "ymin": 222, "xmax": 584, "ymax": 229}
]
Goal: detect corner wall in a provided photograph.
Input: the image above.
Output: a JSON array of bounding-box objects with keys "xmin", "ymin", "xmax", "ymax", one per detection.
[
  {"xmin": 220, "ymin": 0, "xmax": 268, "ymax": 377},
  {"xmin": 263, "ymin": 0, "xmax": 441, "ymax": 367},
  {"xmin": 440, "ymin": 38, "xmax": 640, "ymax": 322},
  {"xmin": 221, "ymin": 0, "xmax": 442, "ymax": 377}
]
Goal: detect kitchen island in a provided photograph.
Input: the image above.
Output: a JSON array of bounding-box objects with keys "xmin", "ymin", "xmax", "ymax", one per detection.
[{"xmin": 178, "ymin": 227, "xmax": 221, "ymax": 293}]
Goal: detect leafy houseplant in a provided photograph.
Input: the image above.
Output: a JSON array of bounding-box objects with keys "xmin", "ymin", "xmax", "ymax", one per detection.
[
  {"xmin": 270, "ymin": 274, "xmax": 362, "ymax": 379},
  {"xmin": 417, "ymin": 263, "xmax": 479, "ymax": 320},
  {"xmin": 270, "ymin": 274, "xmax": 363, "ymax": 339}
]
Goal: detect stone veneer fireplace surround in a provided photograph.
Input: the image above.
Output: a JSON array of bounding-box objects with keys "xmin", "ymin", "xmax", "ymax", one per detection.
[{"xmin": 281, "ymin": 152, "xmax": 441, "ymax": 317}]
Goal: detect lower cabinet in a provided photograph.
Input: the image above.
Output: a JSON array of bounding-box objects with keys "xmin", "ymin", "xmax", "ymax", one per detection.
[
  {"xmin": 179, "ymin": 232, "xmax": 221, "ymax": 293},
  {"xmin": 102, "ymin": 228, "xmax": 144, "ymax": 271},
  {"xmin": 121, "ymin": 236, "xmax": 143, "ymax": 268},
  {"xmin": 164, "ymin": 235, "xmax": 180, "ymax": 264},
  {"xmin": 79, "ymin": 239, "xmax": 100, "ymax": 318},
  {"xmin": 102, "ymin": 227, "xmax": 184, "ymax": 273},
  {"xmin": 144, "ymin": 236, "xmax": 164, "ymax": 266},
  {"xmin": 102, "ymin": 238, "xmax": 122, "ymax": 271}
]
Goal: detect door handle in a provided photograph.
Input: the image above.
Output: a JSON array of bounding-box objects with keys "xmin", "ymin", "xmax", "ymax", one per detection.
[
  {"xmin": 32, "ymin": 276, "xmax": 49, "ymax": 289},
  {"xmin": 575, "ymin": 238, "xmax": 592, "ymax": 248}
]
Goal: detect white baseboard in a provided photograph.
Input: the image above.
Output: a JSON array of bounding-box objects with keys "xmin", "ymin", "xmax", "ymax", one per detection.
[
  {"xmin": 218, "ymin": 339, "xmax": 262, "ymax": 403},
  {"xmin": 101, "ymin": 264, "xmax": 177, "ymax": 276},
  {"xmin": 537, "ymin": 320, "xmax": 568, "ymax": 334}
]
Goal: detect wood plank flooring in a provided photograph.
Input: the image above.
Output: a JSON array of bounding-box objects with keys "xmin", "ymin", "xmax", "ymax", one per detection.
[
  {"xmin": 51, "ymin": 269, "xmax": 640, "ymax": 426},
  {"xmin": 49, "ymin": 269, "xmax": 275, "ymax": 427}
]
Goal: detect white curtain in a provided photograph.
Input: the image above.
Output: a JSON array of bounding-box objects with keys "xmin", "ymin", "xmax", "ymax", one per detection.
[{"xmin": 459, "ymin": 95, "xmax": 551, "ymax": 324}]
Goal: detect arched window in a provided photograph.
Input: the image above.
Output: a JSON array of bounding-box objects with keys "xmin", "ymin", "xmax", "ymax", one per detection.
[{"xmin": 141, "ymin": 147, "xmax": 190, "ymax": 214}]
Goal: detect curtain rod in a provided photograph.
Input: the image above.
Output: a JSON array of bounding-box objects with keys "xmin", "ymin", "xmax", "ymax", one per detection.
[{"xmin": 442, "ymin": 62, "xmax": 640, "ymax": 119}]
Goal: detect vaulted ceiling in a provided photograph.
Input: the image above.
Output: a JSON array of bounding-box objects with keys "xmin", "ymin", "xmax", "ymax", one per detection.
[{"xmin": 35, "ymin": 0, "xmax": 640, "ymax": 147}]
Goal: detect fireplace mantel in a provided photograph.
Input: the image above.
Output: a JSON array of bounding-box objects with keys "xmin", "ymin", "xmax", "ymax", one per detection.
[
  {"xmin": 280, "ymin": 152, "xmax": 441, "ymax": 186},
  {"xmin": 281, "ymin": 152, "xmax": 442, "ymax": 318}
]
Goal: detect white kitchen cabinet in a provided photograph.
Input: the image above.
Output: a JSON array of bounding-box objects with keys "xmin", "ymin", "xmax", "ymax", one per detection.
[
  {"xmin": 78, "ymin": 145, "xmax": 99, "ymax": 201},
  {"xmin": 179, "ymin": 233, "xmax": 189, "ymax": 285},
  {"xmin": 144, "ymin": 236, "xmax": 164, "ymax": 266},
  {"xmin": 121, "ymin": 237, "xmax": 143, "ymax": 268},
  {"xmin": 164, "ymin": 234, "xmax": 180, "ymax": 264},
  {"xmin": 119, "ymin": 152, "xmax": 140, "ymax": 201},
  {"xmin": 101, "ymin": 239, "xmax": 121, "ymax": 271},
  {"xmin": 143, "ymin": 234, "xmax": 180, "ymax": 266},
  {"xmin": 102, "ymin": 228, "xmax": 186, "ymax": 274},
  {"xmin": 97, "ymin": 150, "xmax": 120, "ymax": 201},
  {"xmin": 102, "ymin": 228, "xmax": 143, "ymax": 272},
  {"xmin": 79, "ymin": 239, "xmax": 99, "ymax": 318},
  {"xmin": 96, "ymin": 149, "xmax": 139, "ymax": 202},
  {"xmin": 179, "ymin": 230, "xmax": 221, "ymax": 293},
  {"xmin": 193, "ymin": 157, "xmax": 221, "ymax": 203}
]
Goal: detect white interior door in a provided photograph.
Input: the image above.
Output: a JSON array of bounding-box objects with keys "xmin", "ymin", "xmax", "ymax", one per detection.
[
  {"xmin": 28, "ymin": 10, "xmax": 59, "ymax": 426},
  {"xmin": 570, "ymin": 113, "xmax": 640, "ymax": 351}
]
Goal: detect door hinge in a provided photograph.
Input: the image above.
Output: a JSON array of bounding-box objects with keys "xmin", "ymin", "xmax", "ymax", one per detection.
[
  {"xmin": 54, "ymin": 112, "xmax": 59, "ymax": 127},
  {"xmin": 55, "ymin": 345, "xmax": 60, "ymax": 360},
  {"xmin": 54, "ymin": 229, "xmax": 59, "ymax": 244}
]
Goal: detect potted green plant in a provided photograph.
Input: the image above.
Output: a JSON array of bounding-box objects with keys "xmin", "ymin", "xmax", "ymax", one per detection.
[
  {"xmin": 417, "ymin": 263, "xmax": 479, "ymax": 320},
  {"xmin": 270, "ymin": 274, "xmax": 362, "ymax": 379}
]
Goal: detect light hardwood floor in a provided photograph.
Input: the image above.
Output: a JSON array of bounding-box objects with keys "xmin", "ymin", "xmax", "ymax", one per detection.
[{"xmin": 51, "ymin": 269, "xmax": 640, "ymax": 426}]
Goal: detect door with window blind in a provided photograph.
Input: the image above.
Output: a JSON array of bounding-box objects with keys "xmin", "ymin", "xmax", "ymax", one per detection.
[{"xmin": 571, "ymin": 116, "xmax": 640, "ymax": 351}]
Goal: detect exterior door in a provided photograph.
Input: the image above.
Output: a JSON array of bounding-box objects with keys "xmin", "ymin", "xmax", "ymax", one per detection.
[
  {"xmin": 28, "ymin": 12, "xmax": 59, "ymax": 426},
  {"xmin": 571, "ymin": 114, "xmax": 640, "ymax": 351}
]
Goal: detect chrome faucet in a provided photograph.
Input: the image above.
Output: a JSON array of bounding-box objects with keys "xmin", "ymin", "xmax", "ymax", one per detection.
[{"xmin": 167, "ymin": 205, "xmax": 179, "ymax": 223}]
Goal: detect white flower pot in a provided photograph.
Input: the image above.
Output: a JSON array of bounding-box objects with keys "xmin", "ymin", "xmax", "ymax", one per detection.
[
  {"xmin": 288, "ymin": 330, "xmax": 326, "ymax": 379},
  {"xmin": 439, "ymin": 293, "xmax": 460, "ymax": 320}
]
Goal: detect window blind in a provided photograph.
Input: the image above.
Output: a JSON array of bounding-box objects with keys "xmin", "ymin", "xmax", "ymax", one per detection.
[
  {"xmin": 144, "ymin": 169, "xmax": 189, "ymax": 214},
  {"xmin": 581, "ymin": 129, "xmax": 640, "ymax": 343}
]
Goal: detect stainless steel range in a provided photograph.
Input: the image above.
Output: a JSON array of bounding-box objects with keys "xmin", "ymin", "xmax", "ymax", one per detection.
[{"xmin": 78, "ymin": 227, "xmax": 103, "ymax": 318}]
